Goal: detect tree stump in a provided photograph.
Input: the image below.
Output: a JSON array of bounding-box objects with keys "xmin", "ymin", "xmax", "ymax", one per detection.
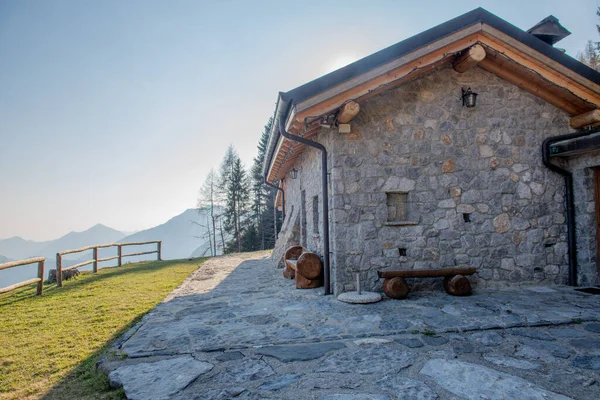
[
  {"xmin": 382, "ymin": 277, "xmax": 410, "ymax": 299},
  {"xmin": 443, "ymin": 274, "xmax": 472, "ymax": 296},
  {"xmin": 296, "ymin": 252, "xmax": 322, "ymax": 280}
]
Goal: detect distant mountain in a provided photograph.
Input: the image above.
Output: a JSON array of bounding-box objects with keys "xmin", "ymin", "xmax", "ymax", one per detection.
[
  {"xmin": 0, "ymin": 255, "xmax": 11, "ymax": 264},
  {"xmin": 0, "ymin": 209, "xmax": 219, "ymax": 287},
  {"xmin": 0, "ymin": 237, "xmax": 48, "ymax": 261},
  {"xmin": 38, "ymin": 224, "xmax": 125, "ymax": 259},
  {"xmin": 0, "ymin": 224, "xmax": 125, "ymax": 261},
  {"xmin": 117, "ymin": 208, "xmax": 222, "ymax": 262}
]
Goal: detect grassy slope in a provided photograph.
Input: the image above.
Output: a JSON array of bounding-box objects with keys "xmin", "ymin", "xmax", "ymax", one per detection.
[{"xmin": 0, "ymin": 258, "xmax": 203, "ymax": 400}]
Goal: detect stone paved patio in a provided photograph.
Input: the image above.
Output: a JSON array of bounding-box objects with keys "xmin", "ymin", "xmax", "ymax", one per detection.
[{"xmin": 98, "ymin": 252, "xmax": 600, "ymax": 400}]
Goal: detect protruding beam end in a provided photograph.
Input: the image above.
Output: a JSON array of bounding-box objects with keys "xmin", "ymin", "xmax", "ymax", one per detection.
[
  {"xmin": 570, "ymin": 109, "xmax": 600, "ymax": 129},
  {"xmin": 453, "ymin": 44, "xmax": 486, "ymax": 73}
]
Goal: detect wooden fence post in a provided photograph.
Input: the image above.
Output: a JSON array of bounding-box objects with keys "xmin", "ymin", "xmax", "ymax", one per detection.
[
  {"xmin": 37, "ymin": 260, "xmax": 44, "ymax": 295},
  {"xmin": 157, "ymin": 241, "xmax": 162, "ymax": 261},
  {"xmin": 118, "ymin": 244, "xmax": 122, "ymax": 267},
  {"xmin": 93, "ymin": 247, "xmax": 98, "ymax": 273},
  {"xmin": 56, "ymin": 253, "xmax": 63, "ymax": 288}
]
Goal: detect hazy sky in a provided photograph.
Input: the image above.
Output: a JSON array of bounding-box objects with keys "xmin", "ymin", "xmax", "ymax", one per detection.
[{"xmin": 1, "ymin": 0, "xmax": 598, "ymax": 241}]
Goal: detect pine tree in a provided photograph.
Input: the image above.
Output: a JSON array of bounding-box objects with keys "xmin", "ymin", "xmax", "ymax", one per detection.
[
  {"xmin": 219, "ymin": 145, "xmax": 249, "ymax": 253},
  {"xmin": 240, "ymin": 117, "xmax": 281, "ymax": 251},
  {"xmin": 250, "ymin": 118, "xmax": 273, "ymax": 250}
]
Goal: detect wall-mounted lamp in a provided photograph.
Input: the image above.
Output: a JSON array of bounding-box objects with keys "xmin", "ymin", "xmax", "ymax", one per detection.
[
  {"xmin": 461, "ymin": 87, "xmax": 478, "ymax": 108},
  {"xmin": 290, "ymin": 167, "xmax": 299, "ymax": 179}
]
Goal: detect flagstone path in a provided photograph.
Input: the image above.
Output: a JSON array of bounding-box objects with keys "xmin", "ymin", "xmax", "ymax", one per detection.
[{"xmin": 98, "ymin": 251, "xmax": 600, "ymax": 400}]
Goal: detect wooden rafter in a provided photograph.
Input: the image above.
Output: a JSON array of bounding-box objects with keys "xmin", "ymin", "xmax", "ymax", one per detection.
[{"xmin": 570, "ymin": 110, "xmax": 600, "ymax": 129}]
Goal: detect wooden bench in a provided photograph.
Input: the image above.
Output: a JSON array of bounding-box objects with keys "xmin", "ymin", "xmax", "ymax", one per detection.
[
  {"xmin": 283, "ymin": 246, "xmax": 323, "ymax": 289},
  {"xmin": 377, "ymin": 267, "xmax": 476, "ymax": 299}
]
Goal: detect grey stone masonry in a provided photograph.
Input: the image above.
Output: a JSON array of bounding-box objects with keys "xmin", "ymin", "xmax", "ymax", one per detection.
[
  {"xmin": 564, "ymin": 151, "xmax": 600, "ymax": 286},
  {"xmin": 272, "ymin": 63, "xmax": 599, "ymax": 294}
]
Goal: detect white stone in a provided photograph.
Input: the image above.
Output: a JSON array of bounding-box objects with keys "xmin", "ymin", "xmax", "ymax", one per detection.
[
  {"xmin": 420, "ymin": 359, "xmax": 571, "ymax": 400},
  {"xmin": 382, "ymin": 176, "xmax": 416, "ymax": 192},
  {"xmin": 479, "ymin": 145, "xmax": 494, "ymax": 158},
  {"xmin": 457, "ymin": 204, "xmax": 475, "ymax": 214},
  {"xmin": 109, "ymin": 356, "xmax": 214, "ymax": 400},
  {"xmin": 500, "ymin": 258, "xmax": 516, "ymax": 271},
  {"xmin": 543, "ymin": 265, "xmax": 560, "ymax": 275},
  {"xmin": 512, "ymin": 164, "xmax": 529, "ymax": 173},
  {"xmin": 438, "ymin": 199, "xmax": 456, "ymax": 209},
  {"xmin": 476, "ymin": 203, "xmax": 490, "ymax": 213},
  {"xmin": 338, "ymin": 291, "xmax": 382, "ymax": 304},
  {"xmin": 433, "ymin": 219, "xmax": 450, "ymax": 229},
  {"xmin": 517, "ymin": 182, "xmax": 532, "ymax": 199},
  {"xmin": 530, "ymin": 182, "xmax": 544, "ymax": 196}
]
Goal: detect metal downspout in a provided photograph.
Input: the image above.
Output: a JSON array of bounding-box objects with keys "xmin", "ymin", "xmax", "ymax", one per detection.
[
  {"xmin": 542, "ymin": 129, "xmax": 597, "ymax": 286},
  {"xmin": 278, "ymin": 118, "xmax": 332, "ymax": 295}
]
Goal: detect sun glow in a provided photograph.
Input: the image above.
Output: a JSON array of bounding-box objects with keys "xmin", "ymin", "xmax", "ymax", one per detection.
[{"xmin": 322, "ymin": 54, "xmax": 360, "ymax": 74}]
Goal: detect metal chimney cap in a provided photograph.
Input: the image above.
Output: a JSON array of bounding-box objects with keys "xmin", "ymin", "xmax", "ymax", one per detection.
[{"xmin": 527, "ymin": 15, "xmax": 571, "ymax": 46}]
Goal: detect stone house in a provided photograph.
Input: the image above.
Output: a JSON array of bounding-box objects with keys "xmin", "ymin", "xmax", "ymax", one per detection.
[{"xmin": 262, "ymin": 8, "xmax": 600, "ymax": 295}]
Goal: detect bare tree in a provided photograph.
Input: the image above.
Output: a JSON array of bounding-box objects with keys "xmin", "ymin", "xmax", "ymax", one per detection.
[{"xmin": 197, "ymin": 169, "xmax": 220, "ymax": 256}]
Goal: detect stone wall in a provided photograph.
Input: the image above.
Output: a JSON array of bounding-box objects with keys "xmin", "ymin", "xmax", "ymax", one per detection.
[
  {"xmin": 270, "ymin": 130, "xmax": 335, "ymax": 269},
  {"xmin": 328, "ymin": 65, "xmax": 573, "ymax": 293},
  {"xmin": 566, "ymin": 151, "xmax": 600, "ymax": 286},
  {"xmin": 271, "ymin": 64, "xmax": 600, "ymax": 294}
]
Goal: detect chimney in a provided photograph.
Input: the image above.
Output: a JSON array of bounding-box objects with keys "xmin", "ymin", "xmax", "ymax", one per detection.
[{"xmin": 527, "ymin": 15, "xmax": 571, "ymax": 46}]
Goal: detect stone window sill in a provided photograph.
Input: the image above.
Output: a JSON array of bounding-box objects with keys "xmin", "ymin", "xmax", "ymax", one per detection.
[{"xmin": 385, "ymin": 221, "xmax": 419, "ymax": 226}]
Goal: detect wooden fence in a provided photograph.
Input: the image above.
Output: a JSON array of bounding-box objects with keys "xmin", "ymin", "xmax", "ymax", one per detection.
[
  {"xmin": 0, "ymin": 257, "xmax": 45, "ymax": 295},
  {"xmin": 56, "ymin": 241, "xmax": 162, "ymax": 287},
  {"xmin": 0, "ymin": 241, "xmax": 162, "ymax": 295}
]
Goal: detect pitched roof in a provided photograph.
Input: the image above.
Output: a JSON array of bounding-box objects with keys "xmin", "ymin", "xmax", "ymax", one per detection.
[
  {"xmin": 264, "ymin": 7, "xmax": 600, "ymax": 183},
  {"xmin": 282, "ymin": 8, "xmax": 598, "ymax": 106}
]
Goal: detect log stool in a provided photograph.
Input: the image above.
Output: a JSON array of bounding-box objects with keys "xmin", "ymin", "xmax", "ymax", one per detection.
[
  {"xmin": 377, "ymin": 267, "xmax": 476, "ymax": 299},
  {"xmin": 283, "ymin": 246, "xmax": 323, "ymax": 289}
]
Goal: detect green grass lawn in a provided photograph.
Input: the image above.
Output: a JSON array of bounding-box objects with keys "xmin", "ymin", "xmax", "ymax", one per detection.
[{"xmin": 0, "ymin": 258, "xmax": 203, "ymax": 400}]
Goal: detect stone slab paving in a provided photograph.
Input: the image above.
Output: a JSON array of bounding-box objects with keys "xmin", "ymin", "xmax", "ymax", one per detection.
[{"xmin": 98, "ymin": 252, "xmax": 600, "ymax": 399}]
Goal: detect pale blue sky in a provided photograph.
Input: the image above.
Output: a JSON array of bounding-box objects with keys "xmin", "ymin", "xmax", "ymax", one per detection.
[{"xmin": 1, "ymin": 0, "xmax": 598, "ymax": 240}]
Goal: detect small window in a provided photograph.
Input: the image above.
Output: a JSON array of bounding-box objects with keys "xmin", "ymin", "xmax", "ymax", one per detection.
[
  {"xmin": 463, "ymin": 213, "xmax": 471, "ymax": 223},
  {"xmin": 387, "ymin": 192, "xmax": 408, "ymax": 222},
  {"xmin": 312, "ymin": 196, "xmax": 319, "ymax": 234},
  {"xmin": 398, "ymin": 248, "xmax": 407, "ymax": 257}
]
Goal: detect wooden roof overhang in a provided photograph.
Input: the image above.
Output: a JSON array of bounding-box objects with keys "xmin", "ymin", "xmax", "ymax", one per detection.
[{"xmin": 266, "ymin": 19, "xmax": 600, "ymax": 186}]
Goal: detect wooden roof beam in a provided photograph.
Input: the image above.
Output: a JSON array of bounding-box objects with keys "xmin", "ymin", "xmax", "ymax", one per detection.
[
  {"xmin": 570, "ymin": 109, "xmax": 600, "ymax": 129},
  {"xmin": 453, "ymin": 44, "xmax": 486, "ymax": 73},
  {"xmin": 337, "ymin": 100, "xmax": 361, "ymax": 123},
  {"xmin": 478, "ymin": 58, "xmax": 581, "ymax": 115}
]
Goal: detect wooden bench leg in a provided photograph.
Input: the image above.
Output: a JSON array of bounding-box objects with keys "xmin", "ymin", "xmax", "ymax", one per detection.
[
  {"xmin": 443, "ymin": 274, "xmax": 472, "ymax": 296},
  {"xmin": 382, "ymin": 277, "xmax": 410, "ymax": 299}
]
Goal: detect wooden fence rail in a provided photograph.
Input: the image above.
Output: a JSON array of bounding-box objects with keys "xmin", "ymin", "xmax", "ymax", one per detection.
[
  {"xmin": 56, "ymin": 241, "xmax": 162, "ymax": 287},
  {"xmin": 0, "ymin": 257, "xmax": 45, "ymax": 295}
]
